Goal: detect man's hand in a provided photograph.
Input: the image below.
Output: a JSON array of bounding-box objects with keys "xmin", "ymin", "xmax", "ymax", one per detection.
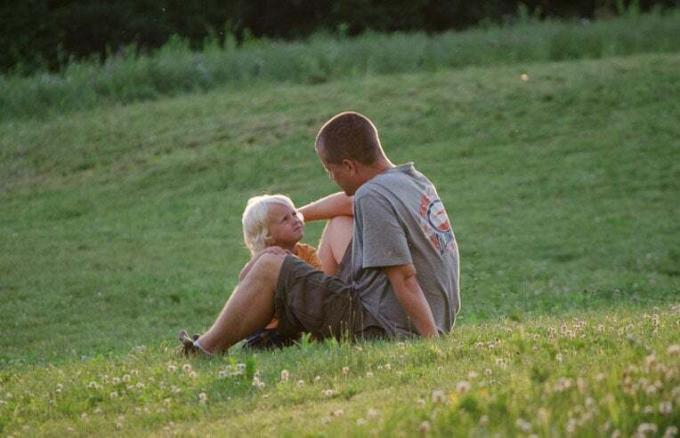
[{"xmin": 384, "ymin": 264, "xmax": 438, "ymax": 337}]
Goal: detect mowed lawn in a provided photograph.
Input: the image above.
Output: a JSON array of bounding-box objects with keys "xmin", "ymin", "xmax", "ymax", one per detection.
[{"xmin": 0, "ymin": 52, "xmax": 679, "ymax": 436}]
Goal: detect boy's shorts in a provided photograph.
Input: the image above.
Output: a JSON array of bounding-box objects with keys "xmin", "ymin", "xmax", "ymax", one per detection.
[{"xmin": 273, "ymin": 255, "xmax": 385, "ymax": 341}]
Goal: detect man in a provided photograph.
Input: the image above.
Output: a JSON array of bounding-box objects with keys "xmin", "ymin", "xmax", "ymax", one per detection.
[{"xmin": 181, "ymin": 111, "xmax": 460, "ymax": 355}]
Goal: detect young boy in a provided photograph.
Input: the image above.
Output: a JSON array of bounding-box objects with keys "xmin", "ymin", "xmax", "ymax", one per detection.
[{"xmin": 179, "ymin": 193, "xmax": 350, "ymax": 354}]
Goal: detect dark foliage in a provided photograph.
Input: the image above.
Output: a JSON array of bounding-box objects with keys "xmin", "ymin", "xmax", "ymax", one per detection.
[{"xmin": 1, "ymin": 0, "xmax": 678, "ymax": 73}]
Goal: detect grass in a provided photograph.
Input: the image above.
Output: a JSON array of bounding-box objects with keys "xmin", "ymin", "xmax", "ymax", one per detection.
[
  {"xmin": 1, "ymin": 36, "xmax": 679, "ymax": 435},
  {"xmin": 2, "ymin": 10, "xmax": 680, "ymax": 121}
]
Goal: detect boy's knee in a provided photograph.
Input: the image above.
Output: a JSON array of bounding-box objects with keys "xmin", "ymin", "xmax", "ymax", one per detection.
[{"xmin": 252, "ymin": 253, "xmax": 286, "ymax": 280}]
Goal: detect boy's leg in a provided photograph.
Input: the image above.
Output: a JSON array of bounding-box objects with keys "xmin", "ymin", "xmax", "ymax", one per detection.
[
  {"xmin": 197, "ymin": 253, "xmax": 285, "ymax": 354},
  {"xmin": 317, "ymin": 216, "xmax": 353, "ymax": 275}
]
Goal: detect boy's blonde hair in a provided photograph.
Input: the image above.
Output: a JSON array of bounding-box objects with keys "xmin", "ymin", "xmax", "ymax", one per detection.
[{"xmin": 242, "ymin": 194, "xmax": 300, "ymax": 256}]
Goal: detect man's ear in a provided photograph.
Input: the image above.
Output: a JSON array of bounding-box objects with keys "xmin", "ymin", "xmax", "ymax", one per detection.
[{"xmin": 342, "ymin": 158, "xmax": 357, "ymax": 174}]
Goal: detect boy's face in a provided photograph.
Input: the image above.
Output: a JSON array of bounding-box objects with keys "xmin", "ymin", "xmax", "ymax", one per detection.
[{"xmin": 266, "ymin": 203, "xmax": 304, "ymax": 248}]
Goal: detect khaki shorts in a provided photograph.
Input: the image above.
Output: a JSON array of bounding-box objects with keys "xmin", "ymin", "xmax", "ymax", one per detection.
[{"xmin": 274, "ymin": 255, "xmax": 385, "ymax": 341}]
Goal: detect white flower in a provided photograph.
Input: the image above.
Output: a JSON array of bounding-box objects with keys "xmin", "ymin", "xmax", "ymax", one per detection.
[
  {"xmin": 167, "ymin": 364, "xmax": 177, "ymax": 373},
  {"xmin": 659, "ymin": 401, "xmax": 672, "ymax": 415},
  {"xmin": 365, "ymin": 371, "xmax": 374, "ymax": 378},
  {"xmin": 479, "ymin": 415, "xmax": 489, "ymax": 426},
  {"xmin": 218, "ymin": 370, "xmax": 229, "ymax": 379},
  {"xmin": 516, "ymin": 418, "xmax": 532, "ymax": 433},
  {"xmin": 431, "ymin": 389, "xmax": 446, "ymax": 404},
  {"xmin": 109, "ymin": 391, "xmax": 119, "ymax": 399},
  {"xmin": 280, "ymin": 370, "xmax": 290, "ymax": 382},
  {"xmin": 418, "ymin": 421, "xmax": 431, "ymax": 433},
  {"xmin": 122, "ymin": 374, "xmax": 131, "ymax": 383},
  {"xmin": 456, "ymin": 380, "xmax": 471, "ymax": 394},
  {"xmin": 356, "ymin": 418, "xmax": 367, "ymax": 426},
  {"xmin": 296, "ymin": 380, "xmax": 305, "ymax": 388},
  {"xmin": 367, "ymin": 408, "xmax": 379, "ymax": 419},
  {"xmin": 467, "ymin": 371, "xmax": 479, "ymax": 380},
  {"xmin": 331, "ymin": 409, "xmax": 344, "ymax": 417},
  {"xmin": 112, "ymin": 377, "xmax": 121, "ymax": 385},
  {"xmin": 668, "ymin": 345, "xmax": 680, "ymax": 356},
  {"xmin": 342, "ymin": 366, "xmax": 349, "ymax": 375},
  {"xmin": 322, "ymin": 389, "xmax": 336, "ymax": 397},
  {"xmin": 198, "ymin": 392, "xmax": 208, "ymax": 404},
  {"xmin": 182, "ymin": 364, "xmax": 193, "ymax": 373}
]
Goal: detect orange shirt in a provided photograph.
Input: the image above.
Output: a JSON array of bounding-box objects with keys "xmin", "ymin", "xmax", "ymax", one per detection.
[{"xmin": 265, "ymin": 242, "xmax": 320, "ymax": 329}]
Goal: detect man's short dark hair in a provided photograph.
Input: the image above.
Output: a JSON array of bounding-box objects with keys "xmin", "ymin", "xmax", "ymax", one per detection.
[{"xmin": 315, "ymin": 112, "xmax": 382, "ymax": 165}]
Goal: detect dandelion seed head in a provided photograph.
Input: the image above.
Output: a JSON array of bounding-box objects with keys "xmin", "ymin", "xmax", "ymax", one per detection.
[
  {"xmin": 167, "ymin": 365, "xmax": 177, "ymax": 373},
  {"xmin": 296, "ymin": 380, "xmax": 305, "ymax": 387},
  {"xmin": 418, "ymin": 421, "xmax": 431, "ymax": 433},
  {"xmin": 520, "ymin": 73, "xmax": 529, "ymax": 81},
  {"xmin": 366, "ymin": 371, "xmax": 374, "ymax": 378},
  {"xmin": 280, "ymin": 370, "xmax": 290, "ymax": 382},
  {"xmin": 342, "ymin": 366, "xmax": 349, "ymax": 375},
  {"xmin": 182, "ymin": 364, "xmax": 193, "ymax": 373},
  {"xmin": 456, "ymin": 380, "xmax": 471, "ymax": 394}
]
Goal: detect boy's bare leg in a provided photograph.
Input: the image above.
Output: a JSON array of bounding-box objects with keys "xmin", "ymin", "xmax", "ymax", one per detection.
[
  {"xmin": 196, "ymin": 253, "xmax": 286, "ymax": 354},
  {"xmin": 318, "ymin": 216, "xmax": 353, "ymax": 275}
]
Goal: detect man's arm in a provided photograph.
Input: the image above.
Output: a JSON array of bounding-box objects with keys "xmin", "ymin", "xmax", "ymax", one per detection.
[
  {"xmin": 298, "ymin": 192, "xmax": 353, "ymax": 222},
  {"xmin": 384, "ymin": 264, "xmax": 438, "ymax": 337}
]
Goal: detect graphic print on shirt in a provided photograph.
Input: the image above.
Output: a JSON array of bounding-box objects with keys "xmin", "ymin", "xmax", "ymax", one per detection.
[{"xmin": 418, "ymin": 186, "xmax": 455, "ymax": 255}]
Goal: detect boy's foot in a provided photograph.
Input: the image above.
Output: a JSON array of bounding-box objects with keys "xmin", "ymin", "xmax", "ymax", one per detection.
[{"xmin": 177, "ymin": 330, "xmax": 212, "ymax": 357}]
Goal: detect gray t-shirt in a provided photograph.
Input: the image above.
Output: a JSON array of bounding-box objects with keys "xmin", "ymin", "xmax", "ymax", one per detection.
[{"xmin": 348, "ymin": 163, "xmax": 460, "ymax": 338}]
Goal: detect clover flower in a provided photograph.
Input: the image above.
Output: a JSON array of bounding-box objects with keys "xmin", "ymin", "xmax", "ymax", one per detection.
[{"xmin": 431, "ymin": 389, "xmax": 446, "ymax": 404}]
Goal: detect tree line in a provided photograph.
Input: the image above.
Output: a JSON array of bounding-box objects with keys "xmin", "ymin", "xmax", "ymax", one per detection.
[{"xmin": 2, "ymin": 0, "xmax": 678, "ymax": 74}]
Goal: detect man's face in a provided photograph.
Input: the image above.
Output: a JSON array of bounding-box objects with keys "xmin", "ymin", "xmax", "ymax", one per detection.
[{"xmin": 321, "ymin": 158, "xmax": 359, "ymax": 196}]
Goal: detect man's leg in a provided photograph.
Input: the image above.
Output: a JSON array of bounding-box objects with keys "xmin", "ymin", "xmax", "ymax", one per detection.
[
  {"xmin": 317, "ymin": 216, "xmax": 353, "ymax": 275},
  {"xmin": 197, "ymin": 253, "xmax": 285, "ymax": 354}
]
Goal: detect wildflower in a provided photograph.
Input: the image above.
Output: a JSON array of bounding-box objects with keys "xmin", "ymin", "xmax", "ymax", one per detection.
[
  {"xmin": 189, "ymin": 371, "xmax": 198, "ymax": 379},
  {"xmin": 314, "ymin": 375, "xmax": 321, "ymax": 382},
  {"xmin": 331, "ymin": 409, "xmax": 344, "ymax": 417},
  {"xmin": 322, "ymin": 389, "xmax": 336, "ymax": 397},
  {"xmin": 516, "ymin": 418, "xmax": 532, "ymax": 433},
  {"xmin": 664, "ymin": 426, "xmax": 678, "ymax": 438},
  {"xmin": 252, "ymin": 376, "xmax": 266, "ymax": 390},
  {"xmin": 296, "ymin": 380, "xmax": 305, "ymax": 388},
  {"xmin": 218, "ymin": 370, "xmax": 229, "ymax": 379},
  {"xmin": 171, "ymin": 385, "xmax": 181, "ymax": 394},
  {"xmin": 566, "ymin": 418, "xmax": 577, "ymax": 434},
  {"xmin": 397, "ymin": 342, "xmax": 406, "ymax": 349},
  {"xmin": 163, "ymin": 398, "xmax": 172, "ymax": 406},
  {"xmin": 356, "ymin": 418, "xmax": 367, "ymax": 426},
  {"xmin": 236, "ymin": 363, "xmax": 246, "ymax": 374},
  {"xmin": 431, "ymin": 389, "xmax": 446, "ymax": 404},
  {"xmin": 520, "ymin": 73, "xmax": 529, "ymax": 81},
  {"xmin": 122, "ymin": 374, "xmax": 131, "ymax": 383},
  {"xmin": 130, "ymin": 369, "xmax": 139, "ymax": 376},
  {"xmin": 467, "ymin": 371, "xmax": 479, "ymax": 380},
  {"xmin": 643, "ymin": 405, "xmax": 654, "ymax": 414},
  {"xmin": 384, "ymin": 363, "xmax": 392, "ymax": 371},
  {"xmin": 198, "ymin": 392, "xmax": 208, "ymax": 404},
  {"xmin": 659, "ymin": 401, "xmax": 672, "ymax": 415},
  {"xmin": 280, "ymin": 370, "xmax": 290, "ymax": 382},
  {"xmin": 112, "ymin": 377, "xmax": 121, "ymax": 385},
  {"xmin": 556, "ymin": 353, "xmax": 564, "ymax": 363},
  {"xmin": 366, "ymin": 371, "xmax": 374, "ymax": 378},
  {"xmin": 367, "ymin": 408, "xmax": 379, "ymax": 419},
  {"xmin": 417, "ymin": 398, "xmax": 426, "ymax": 407},
  {"xmin": 668, "ymin": 345, "xmax": 680, "ymax": 356},
  {"xmin": 456, "ymin": 380, "xmax": 471, "ymax": 394},
  {"xmin": 87, "ymin": 381, "xmax": 100, "ymax": 389},
  {"xmin": 182, "ymin": 364, "xmax": 193, "ymax": 373},
  {"xmin": 167, "ymin": 364, "xmax": 177, "ymax": 373},
  {"xmin": 479, "ymin": 415, "xmax": 489, "ymax": 426},
  {"xmin": 636, "ymin": 423, "xmax": 658, "ymax": 436},
  {"xmin": 645, "ymin": 385, "xmax": 657, "ymax": 396},
  {"xmin": 484, "ymin": 368, "xmax": 493, "ymax": 376},
  {"xmin": 342, "ymin": 366, "xmax": 349, "ymax": 375},
  {"xmin": 595, "ymin": 373, "xmax": 606, "ymax": 382},
  {"xmin": 110, "ymin": 391, "xmax": 119, "ymax": 399}
]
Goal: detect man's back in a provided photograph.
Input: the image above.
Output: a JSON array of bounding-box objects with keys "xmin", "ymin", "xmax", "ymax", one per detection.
[{"xmin": 349, "ymin": 163, "xmax": 460, "ymax": 337}]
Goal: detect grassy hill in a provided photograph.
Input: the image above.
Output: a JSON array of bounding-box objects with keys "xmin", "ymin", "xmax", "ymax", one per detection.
[{"xmin": 1, "ymin": 50, "xmax": 679, "ymax": 435}]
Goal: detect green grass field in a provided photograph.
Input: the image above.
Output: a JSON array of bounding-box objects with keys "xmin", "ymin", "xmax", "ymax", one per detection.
[{"xmin": 1, "ymin": 33, "xmax": 679, "ymax": 436}]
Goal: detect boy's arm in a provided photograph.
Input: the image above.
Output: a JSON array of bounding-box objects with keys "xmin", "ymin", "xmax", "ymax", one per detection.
[
  {"xmin": 384, "ymin": 264, "xmax": 438, "ymax": 338},
  {"xmin": 298, "ymin": 192, "xmax": 353, "ymax": 222}
]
